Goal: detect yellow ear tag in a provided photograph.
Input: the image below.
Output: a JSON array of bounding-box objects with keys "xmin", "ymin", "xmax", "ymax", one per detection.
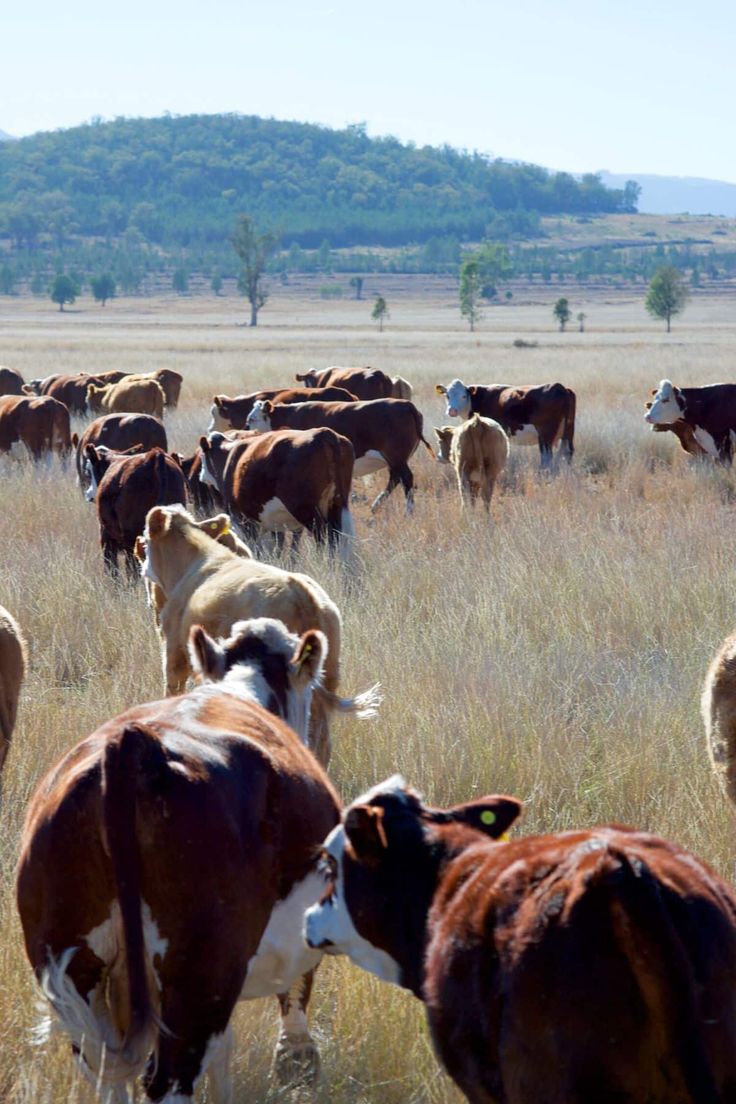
[
  {"xmin": 298, "ymin": 642, "xmax": 312, "ymax": 669},
  {"xmin": 209, "ymin": 522, "xmax": 218, "ymax": 531},
  {"xmin": 480, "ymin": 810, "xmax": 496, "ymax": 826},
  {"xmin": 499, "ymin": 832, "xmax": 510, "ymax": 842},
  {"xmin": 221, "ymin": 519, "xmax": 230, "ymax": 534}
]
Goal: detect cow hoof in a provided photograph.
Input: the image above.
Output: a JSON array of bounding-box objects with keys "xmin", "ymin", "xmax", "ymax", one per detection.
[{"xmin": 273, "ymin": 1035, "xmax": 321, "ymax": 1089}]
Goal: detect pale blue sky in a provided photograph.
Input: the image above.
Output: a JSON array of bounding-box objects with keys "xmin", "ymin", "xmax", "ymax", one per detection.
[{"xmin": 4, "ymin": 0, "xmax": 736, "ymax": 181}]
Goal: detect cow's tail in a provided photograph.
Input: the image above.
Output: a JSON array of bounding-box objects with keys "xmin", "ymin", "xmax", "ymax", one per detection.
[
  {"xmin": 328, "ymin": 436, "xmax": 356, "ymax": 566},
  {"xmin": 314, "ymin": 681, "xmax": 382, "ymax": 718},
  {"xmin": 561, "ymin": 387, "xmax": 575, "ymax": 462},
  {"xmin": 410, "ymin": 405, "xmax": 435, "ymax": 458}
]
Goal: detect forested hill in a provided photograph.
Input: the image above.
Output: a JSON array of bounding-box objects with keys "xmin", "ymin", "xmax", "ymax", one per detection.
[{"xmin": 0, "ymin": 114, "xmax": 638, "ymax": 251}]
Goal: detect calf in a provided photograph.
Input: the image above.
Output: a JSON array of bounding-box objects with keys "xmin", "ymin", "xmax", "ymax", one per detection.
[
  {"xmin": 200, "ymin": 428, "xmax": 355, "ymax": 561},
  {"xmin": 86, "ymin": 377, "xmax": 165, "ymax": 419},
  {"xmin": 645, "ymin": 379, "xmax": 736, "ymax": 463},
  {"xmin": 0, "ymin": 366, "xmax": 25, "ymax": 396},
  {"xmin": 130, "ymin": 368, "xmax": 182, "ymax": 408},
  {"xmin": 86, "ymin": 446, "xmax": 186, "ymax": 577},
  {"xmin": 0, "ymin": 395, "xmax": 71, "ymax": 460},
  {"xmin": 296, "ymin": 366, "xmax": 412, "ymax": 401},
  {"xmin": 305, "ymin": 777, "xmax": 736, "ymax": 1104},
  {"xmin": 0, "ymin": 605, "xmax": 26, "ymax": 776},
  {"xmin": 209, "ymin": 385, "xmax": 357, "ymax": 431},
  {"xmin": 247, "ymin": 398, "xmax": 433, "ymax": 513},
  {"xmin": 17, "ymin": 617, "xmax": 343, "ymax": 1101},
  {"xmin": 436, "ymin": 378, "xmax": 576, "ymax": 468},
  {"xmin": 702, "ymin": 630, "xmax": 736, "ymax": 805},
  {"xmin": 434, "ymin": 413, "xmax": 509, "ymax": 511},
  {"xmin": 73, "ymin": 413, "xmax": 167, "ymax": 492}
]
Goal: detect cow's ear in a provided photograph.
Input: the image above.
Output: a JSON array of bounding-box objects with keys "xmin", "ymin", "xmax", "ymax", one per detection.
[
  {"xmin": 434, "ymin": 384, "xmax": 447, "ymax": 396},
  {"xmin": 295, "ymin": 372, "xmax": 306, "ymax": 382},
  {"xmin": 199, "ymin": 435, "xmax": 210, "ymax": 453},
  {"xmin": 644, "ymin": 401, "xmax": 652, "ymax": 410},
  {"xmin": 146, "ymin": 506, "xmax": 171, "ymax": 540},
  {"xmin": 84, "ymin": 444, "xmax": 98, "ymax": 461},
  {"xmin": 188, "ymin": 624, "xmax": 225, "ymax": 682},
  {"xmin": 201, "ymin": 513, "xmax": 230, "ymax": 539},
  {"xmin": 445, "ymin": 796, "xmax": 522, "ymax": 839},
  {"xmin": 213, "ymin": 395, "xmax": 224, "ymax": 408},
  {"xmin": 262, "ymin": 400, "xmax": 273, "ymax": 414},
  {"xmin": 345, "ymin": 804, "xmax": 388, "ymax": 865},
  {"xmin": 291, "ymin": 628, "xmax": 327, "ymax": 687},
  {"xmin": 468, "ymin": 386, "xmax": 478, "ymax": 396},
  {"xmin": 651, "ymin": 388, "xmax": 657, "ymax": 396}
]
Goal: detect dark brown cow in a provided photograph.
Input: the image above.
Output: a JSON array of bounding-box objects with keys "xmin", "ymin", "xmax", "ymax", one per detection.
[
  {"xmin": 0, "ymin": 367, "xmax": 25, "ymax": 396},
  {"xmin": 25, "ymin": 370, "xmax": 127, "ymax": 397},
  {"xmin": 305, "ymin": 778, "xmax": 736, "ymax": 1104},
  {"xmin": 209, "ymin": 386, "xmax": 357, "ymax": 431},
  {"xmin": 645, "ymin": 379, "xmax": 736, "ymax": 463},
  {"xmin": 177, "ymin": 446, "xmax": 224, "ymax": 514},
  {"xmin": 72, "ymin": 413, "xmax": 168, "ymax": 491},
  {"xmin": 436, "ymin": 378, "xmax": 576, "ymax": 467},
  {"xmin": 17, "ymin": 617, "xmax": 341, "ymax": 1101},
  {"xmin": 296, "ymin": 366, "xmax": 412, "ymax": 401},
  {"xmin": 200, "ymin": 428, "xmax": 355, "ymax": 560},
  {"xmin": 247, "ymin": 398, "xmax": 433, "ymax": 512},
  {"xmin": 0, "ymin": 395, "xmax": 71, "ymax": 460},
  {"xmin": 38, "ymin": 374, "xmax": 103, "ymax": 414},
  {"xmin": 85, "ymin": 446, "xmax": 186, "ymax": 576}
]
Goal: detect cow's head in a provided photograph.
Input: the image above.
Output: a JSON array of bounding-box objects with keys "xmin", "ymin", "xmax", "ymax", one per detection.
[
  {"xmin": 304, "ymin": 778, "xmax": 522, "ymax": 994},
  {"xmin": 295, "ymin": 371, "xmax": 319, "ymax": 387},
  {"xmin": 209, "ymin": 395, "xmax": 234, "ymax": 432},
  {"xmin": 644, "ymin": 380, "xmax": 685, "ymax": 425},
  {"xmin": 199, "ymin": 433, "xmax": 237, "ymax": 490},
  {"xmin": 435, "ymin": 379, "xmax": 472, "ymax": 420},
  {"xmin": 246, "ymin": 399, "xmax": 273, "ymax": 433},
  {"xmin": 85, "ymin": 384, "xmax": 107, "ymax": 414},
  {"xmin": 189, "ymin": 618, "xmax": 327, "ymax": 740},
  {"xmin": 433, "ymin": 426, "xmax": 455, "ymax": 463}
]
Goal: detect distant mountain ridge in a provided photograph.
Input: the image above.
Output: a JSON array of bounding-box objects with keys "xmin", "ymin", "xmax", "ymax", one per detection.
[
  {"xmin": 600, "ymin": 171, "xmax": 736, "ymax": 217},
  {"xmin": 0, "ymin": 129, "xmax": 16, "ymax": 142}
]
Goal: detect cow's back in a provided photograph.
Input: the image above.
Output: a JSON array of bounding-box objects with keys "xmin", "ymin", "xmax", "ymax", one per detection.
[{"xmin": 76, "ymin": 414, "xmax": 167, "ymax": 482}]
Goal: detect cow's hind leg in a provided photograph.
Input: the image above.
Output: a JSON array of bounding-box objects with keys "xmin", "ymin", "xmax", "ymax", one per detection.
[
  {"xmin": 274, "ymin": 970, "xmax": 321, "ymax": 1089},
  {"xmin": 101, "ymin": 534, "xmax": 120, "ymax": 577},
  {"xmin": 371, "ymin": 463, "xmax": 413, "ymax": 514}
]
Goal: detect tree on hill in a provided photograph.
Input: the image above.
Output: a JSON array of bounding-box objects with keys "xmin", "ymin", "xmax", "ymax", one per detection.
[
  {"xmin": 50, "ymin": 273, "xmax": 80, "ymax": 311},
  {"xmin": 553, "ymin": 297, "xmax": 571, "ymax": 331},
  {"xmin": 231, "ymin": 215, "xmax": 279, "ymax": 327},
  {"xmin": 645, "ymin": 266, "xmax": 689, "ymax": 332},
  {"xmin": 371, "ymin": 296, "xmax": 389, "ymax": 331},
  {"xmin": 459, "ymin": 258, "xmax": 483, "ymax": 331},
  {"xmin": 90, "ymin": 272, "xmax": 116, "ymax": 306}
]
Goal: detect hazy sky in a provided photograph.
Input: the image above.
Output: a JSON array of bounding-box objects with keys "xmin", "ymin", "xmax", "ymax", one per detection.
[{"xmin": 4, "ymin": 0, "xmax": 736, "ymax": 181}]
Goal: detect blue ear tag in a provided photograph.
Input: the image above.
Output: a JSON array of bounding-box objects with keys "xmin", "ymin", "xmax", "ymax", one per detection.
[{"xmin": 480, "ymin": 810, "xmax": 496, "ymax": 826}]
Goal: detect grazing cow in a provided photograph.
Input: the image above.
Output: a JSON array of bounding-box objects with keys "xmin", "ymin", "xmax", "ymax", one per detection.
[
  {"xmin": 139, "ymin": 504, "xmax": 378, "ymax": 763},
  {"xmin": 85, "ymin": 446, "xmax": 186, "ymax": 577},
  {"xmin": 200, "ymin": 428, "xmax": 355, "ymax": 560},
  {"xmin": 25, "ymin": 370, "xmax": 127, "ymax": 397},
  {"xmin": 129, "ymin": 368, "xmax": 182, "ymax": 408},
  {"xmin": 702, "ymin": 630, "xmax": 736, "ymax": 805},
  {"xmin": 86, "ymin": 377, "xmax": 165, "ymax": 419},
  {"xmin": 43, "ymin": 374, "xmax": 108, "ymax": 415},
  {"xmin": 247, "ymin": 398, "xmax": 433, "ymax": 513},
  {"xmin": 296, "ymin": 366, "xmax": 412, "ymax": 401},
  {"xmin": 72, "ymin": 413, "xmax": 168, "ymax": 492},
  {"xmin": 644, "ymin": 379, "xmax": 736, "ymax": 463},
  {"xmin": 436, "ymin": 378, "xmax": 576, "ymax": 468},
  {"xmin": 434, "ymin": 414, "xmax": 509, "ymax": 511},
  {"xmin": 305, "ymin": 777, "xmax": 736, "ymax": 1104},
  {"xmin": 0, "ymin": 395, "xmax": 71, "ymax": 460},
  {"xmin": 0, "ymin": 366, "xmax": 25, "ymax": 396},
  {"xmin": 0, "ymin": 605, "xmax": 26, "ymax": 776},
  {"xmin": 17, "ymin": 617, "xmax": 343, "ymax": 1102},
  {"xmin": 209, "ymin": 385, "xmax": 357, "ymax": 432}
]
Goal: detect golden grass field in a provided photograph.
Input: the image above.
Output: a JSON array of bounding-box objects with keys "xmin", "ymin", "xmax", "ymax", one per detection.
[{"xmin": 1, "ymin": 285, "xmax": 736, "ymax": 1102}]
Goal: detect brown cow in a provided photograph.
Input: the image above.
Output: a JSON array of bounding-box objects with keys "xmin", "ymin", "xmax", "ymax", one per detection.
[
  {"xmin": 434, "ymin": 413, "xmax": 510, "ymax": 511},
  {"xmin": 177, "ymin": 446, "xmax": 224, "ymax": 514},
  {"xmin": 86, "ymin": 378, "xmax": 165, "ymax": 419},
  {"xmin": 73, "ymin": 413, "xmax": 167, "ymax": 491},
  {"xmin": 199, "ymin": 428, "xmax": 355, "ymax": 561},
  {"xmin": 0, "ymin": 366, "xmax": 25, "ymax": 396},
  {"xmin": 436, "ymin": 378, "xmax": 576, "ymax": 468},
  {"xmin": 25, "ymin": 371, "xmax": 127, "ymax": 402},
  {"xmin": 702, "ymin": 630, "xmax": 736, "ymax": 805},
  {"xmin": 305, "ymin": 777, "xmax": 736, "ymax": 1104},
  {"xmin": 644, "ymin": 400, "xmax": 708, "ymax": 457},
  {"xmin": 85, "ymin": 446, "xmax": 186, "ymax": 577},
  {"xmin": 0, "ymin": 605, "xmax": 26, "ymax": 776},
  {"xmin": 209, "ymin": 385, "xmax": 357, "ymax": 432},
  {"xmin": 17, "ymin": 617, "xmax": 343, "ymax": 1101},
  {"xmin": 0, "ymin": 395, "xmax": 71, "ymax": 460},
  {"xmin": 296, "ymin": 366, "xmax": 412, "ymax": 401},
  {"xmin": 644, "ymin": 380, "xmax": 736, "ymax": 462},
  {"xmin": 44, "ymin": 374, "xmax": 107, "ymax": 414},
  {"xmin": 247, "ymin": 398, "xmax": 433, "ymax": 513}
]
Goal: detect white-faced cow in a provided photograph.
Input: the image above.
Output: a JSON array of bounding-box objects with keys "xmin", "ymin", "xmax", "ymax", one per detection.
[
  {"xmin": 436, "ymin": 378, "xmax": 576, "ymax": 468},
  {"xmin": 17, "ymin": 617, "xmax": 343, "ymax": 1102},
  {"xmin": 200, "ymin": 428, "xmax": 356, "ymax": 561},
  {"xmin": 644, "ymin": 379, "xmax": 736, "ymax": 463},
  {"xmin": 305, "ymin": 777, "xmax": 736, "ymax": 1104},
  {"xmin": 295, "ymin": 367, "xmax": 412, "ymax": 401},
  {"xmin": 247, "ymin": 398, "xmax": 433, "ymax": 513},
  {"xmin": 208, "ymin": 386, "xmax": 357, "ymax": 432},
  {"xmin": 0, "ymin": 395, "xmax": 71, "ymax": 460},
  {"xmin": 73, "ymin": 413, "xmax": 168, "ymax": 492}
]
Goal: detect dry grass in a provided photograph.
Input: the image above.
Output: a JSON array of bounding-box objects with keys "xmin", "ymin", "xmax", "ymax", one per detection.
[{"xmin": 1, "ymin": 288, "xmax": 736, "ymax": 1102}]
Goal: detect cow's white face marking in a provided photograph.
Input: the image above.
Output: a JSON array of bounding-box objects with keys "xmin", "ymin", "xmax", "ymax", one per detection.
[
  {"xmin": 259, "ymin": 497, "xmax": 302, "ymax": 531},
  {"xmin": 645, "ymin": 380, "xmax": 682, "ymax": 425},
  {"xmin": 199, "ymin": 449, "xmax": 218, "ymax": 488},
  {"xmin": 239, "ymin": 870, "xmax": 324, "ymax": 999},
  {"xmin": 83, "ymin": 459, "xmax": 98, "ymax": 501},
  {"xmin": 444, "ymin": 379, "xmax": 472, "ymax": 420},
  {"xmin": 208, "ymin": 403, "xmax": 229, "ymax": 433},
  {"xmin": 508, "ymin": 423, "xmax": 538, "ymax": 445},
  {"xmin": 693, "ymin": 425, "xmax": 719, "ymax": 457},
  {"xmin": 353, "ymin": 449, "xmax": 387, "ymax": 477},
  {"xmin": 303, "ymin": 824, "xmax": 401, "ymax": 986},
  {"xmin": 246, "ymin": 400, "xmax": 271, "ymax": 432}
]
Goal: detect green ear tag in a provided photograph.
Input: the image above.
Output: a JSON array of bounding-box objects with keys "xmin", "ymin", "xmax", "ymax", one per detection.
[{"xmin": 480, "ymin": 810, "xmax": 496, "ymax": 826}]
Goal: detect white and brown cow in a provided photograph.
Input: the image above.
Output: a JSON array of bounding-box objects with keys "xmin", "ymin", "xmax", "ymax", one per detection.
[
  {"xmin": 73, "ymin": 413, "xmax": 168, "ymax": 492},
  {"xmin": 0, "ymin": 605, "xmax": 27, "ymax": 776},
  {"xmin": 17, "ymin": 617, "xmax": 343, "ymax": 1102},
  {"xmin": 644, "ymin": 379, "xmax": 736, "ymax": 463},
  {"xmin": 247, "ymin": 398, "xmax": 433, "ymax": 513},
  {"xmin": 208, "ymin": 386, "xmax": 357, "ymax": 432},
  {"xmin": 305, "ymin": 777, "xmax": 736, "ymax": 1104},
  {"xmin": 199, "ymin": 428, "xmax": 355, "ymax": 561},
  {"xmin": 434, "ymin": 414, "xmax": 509, "ymax": 511},
  {"xmin": 0, "ymin": 395, "xmax": 71, "ymax": 460},
  {"xmin": 436, "ymin": 378, "xmax": 576, "ymax": 468},
  {"xmin": 295, "ymin": 366, "xmax": 412, "ymax": 401}
]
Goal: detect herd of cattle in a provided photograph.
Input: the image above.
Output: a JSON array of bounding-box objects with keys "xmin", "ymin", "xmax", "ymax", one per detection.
[{"xmin": 4, "ymin": 359, "xmax": 736, "ymax": 1103}]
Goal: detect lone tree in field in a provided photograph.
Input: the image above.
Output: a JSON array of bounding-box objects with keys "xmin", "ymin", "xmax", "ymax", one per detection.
[
  {"xmin": 231, "ymin": 215, "xmax": 279, "ymax": 327},
  {"xmin": 90, "ymin": 273, "xmax": 116, "ymax": 307},
  {"xmin": 350, "ymin": 275, "xmax": 364, "ymax": 300},
  {"xmin": 577, "ymin": 311, "xmax": 586, "ymax": 332},
  {"xmin": 49, "ymin": 273, "xmax": 80, "ymax": 312},
  {"xmin": 645, "ymin": 265, "xmax": 689, "ymax": 332},
  {"xmin": 553, "ymin": 297, "xmax": 571, "ymax": 332},
  {"xmin": 459, "ymin": 258, "xmax": 483, "ymax": 331},
  {"xmin": 372, "ymin": 296, "xmax": 389, "ymax": 331}
]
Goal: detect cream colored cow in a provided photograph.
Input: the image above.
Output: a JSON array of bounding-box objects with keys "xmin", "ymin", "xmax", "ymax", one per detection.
[
  {"xmin": 703, "ymin": 631, "xmax": 736, "ymax": 805},
  {"xmin": 434, "ymin": 413, "xmax": 509, "ymax": 511},
  {"xmin": 86, "ymin": 377, "xmax": 165, "ymax": 419}
]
